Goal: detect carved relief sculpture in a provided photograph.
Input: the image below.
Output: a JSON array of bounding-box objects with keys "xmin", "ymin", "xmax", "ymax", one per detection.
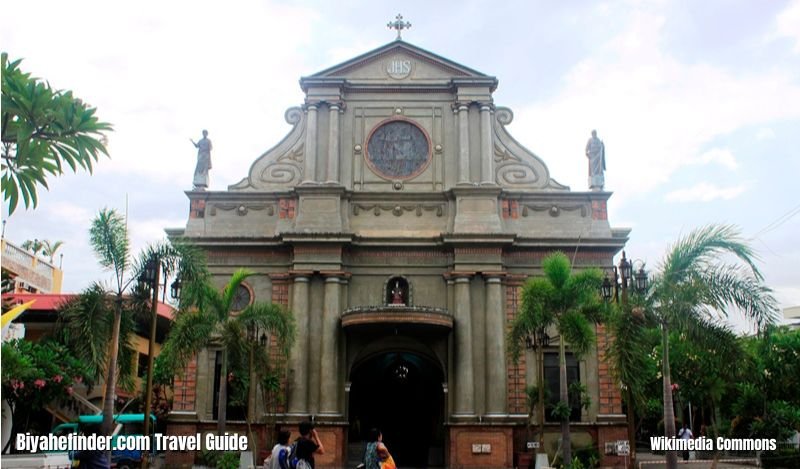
[{"xmin": 366, "ymin": 119, "xmax": 431, "ymax": 180}]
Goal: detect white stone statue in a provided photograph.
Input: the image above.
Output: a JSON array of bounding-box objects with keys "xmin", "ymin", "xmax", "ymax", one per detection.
[
  {"xmin": 585, "ymin": 129, "xmax": 605, "ymax": 191},
  {"xmin": 191, "ymin": 130, "xmax": 213, "ymax": 190}
]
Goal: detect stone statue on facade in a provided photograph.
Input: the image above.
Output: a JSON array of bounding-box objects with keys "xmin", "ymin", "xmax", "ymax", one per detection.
[
  {"xmin": 191, "ymin": 130, "xmax": 213, "ymax": 190},
  {"xmin": 391, "ymin": 280, "xmax": 405, "ymax": 305},
  {"xmin": 585, "ymin": 129, "xmax": 605, "ymax": 191}
]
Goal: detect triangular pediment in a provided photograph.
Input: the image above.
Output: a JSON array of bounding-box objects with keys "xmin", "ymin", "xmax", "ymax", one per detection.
[{"xmin": 305, "ymin": 40, "xmax": 493, "ymax": 83}]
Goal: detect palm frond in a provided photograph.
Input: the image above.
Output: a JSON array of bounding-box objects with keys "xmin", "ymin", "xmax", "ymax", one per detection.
[
  {"xmin": 158, "ymin": 308, "xmax": 217, "ymax": 374},
  {"xmin": 221, "ymin": 268, "xmax": 254, "ymax": 311},
  {"xmin": 55, "ymin": 283, "xmax": 113, "ymax": 379},
  {"xmin": 558, "ymin": 310, "xmax": 594, "ymax": 357},
  {"xmin": 542, "ymin": 252, "xmax": 570, "ymax": 289},
  {"xmin": 236, "ymin": 302, "xmax": 296, "ymax": 356},
  {"xmin": 89, "ymin": 208, "xmax": 130, "ymax": 290}
]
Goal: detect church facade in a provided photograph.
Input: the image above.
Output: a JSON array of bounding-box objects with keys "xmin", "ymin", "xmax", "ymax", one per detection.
[{"xmin": 167, "ymin": 39, "xmax": 629, "ymax": 468}]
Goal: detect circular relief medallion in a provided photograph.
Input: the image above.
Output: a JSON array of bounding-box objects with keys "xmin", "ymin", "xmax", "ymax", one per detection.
[
  {"xmin": 366, "ymin": 119, "xmax": 431, "ymax": 180},
  {"xmin": 386, "ymin": 58, "xmax": 412, "ymax": 79}
]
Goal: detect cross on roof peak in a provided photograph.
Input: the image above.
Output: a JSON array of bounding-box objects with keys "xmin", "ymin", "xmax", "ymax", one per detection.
[{"xmin": 387, "ymin": 14, "xmax": 411, "ymax": 40}]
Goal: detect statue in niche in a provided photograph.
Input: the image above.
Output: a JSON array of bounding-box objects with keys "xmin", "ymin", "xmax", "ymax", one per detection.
[
  {"xmin": 390, "ymin": 280, "xmax": 405, "ymax": 305},
  {"xmin": 191, "ymin": 129, "xmax": 213, "ymax": 190},
  {"xmin": 585, "ymin": 129, "xmax": 605, "ymax": 191}
]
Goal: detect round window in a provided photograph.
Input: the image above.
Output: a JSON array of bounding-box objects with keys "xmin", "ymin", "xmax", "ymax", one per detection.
[
  {"xmin": 365, "ymin": 119, "xmax": 431, "ymax": 180},
  {"xmin": 231, "ymin": 284, "xmax": 252, "ymax": 312}
]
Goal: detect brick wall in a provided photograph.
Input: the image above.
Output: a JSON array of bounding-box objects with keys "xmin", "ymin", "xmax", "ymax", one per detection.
[
  {"xmin": 172, "ymin": 357, "xmax": 197, "ymax": 411},
  {"xmin": 449, "ymin": 426, "xmax": 514, "ymax": 469},
  {"xmin": 596, "ymin": 324, "xmax": 623, "ymax": 415},
  {"xmin": 506, "ymin": 277, "xmax": 527, "ymax": 414}
]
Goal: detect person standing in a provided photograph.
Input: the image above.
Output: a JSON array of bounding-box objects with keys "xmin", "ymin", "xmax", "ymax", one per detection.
[
  {"xmin": 295, "ymin": 421, "xmax": 325, "ymax": 469},
  {"xmin": 364, "ymin": 428, "xmax": 396, "ymax": 469},
  {"xmin": 266, "ymin": 430, "xmax": 292, "ymax": 469},
  {"xmin": 191, "ymin": 129, "xmax": 213, "ymax": 190},
  {"xmin": 678, "ymin": 422, "xmax": 693, "ymax": 461}
]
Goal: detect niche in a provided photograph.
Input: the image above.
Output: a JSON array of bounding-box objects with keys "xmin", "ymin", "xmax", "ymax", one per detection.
[{"xmin": 385, "ymin": 276, "xmax": 410, "ymax": 306}]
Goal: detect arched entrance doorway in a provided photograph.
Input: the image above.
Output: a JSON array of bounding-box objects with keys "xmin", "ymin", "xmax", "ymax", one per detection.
[{"xmin": 349, "ymin": 351, "xmax": 445, "ymax": 467}]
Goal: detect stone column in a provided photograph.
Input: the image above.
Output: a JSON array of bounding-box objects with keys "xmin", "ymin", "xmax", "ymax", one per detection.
[
  {"xmin": 480, "ymin": 104, "xmax": 493, "ymax": 184},
  {"xmin": 303, "ymin": 104, "xmax": 318, "ymax": 183},
  {"xmin": 453, "ymin": 274, "xmax": 475, "ymax": 416},
  {"xmin": 307, "ymin": 277, "xmax": 323, "ymax": 414},
  {"xmin": 485, "ymin": 274, "xmax": 507, "ymax": 415},
  {"xmin": 320, "ymin": 274, "xmax": 342, "ymax": 415},
  {"xmin": 326, "ymin": 104, "xmax": 340, "ymax": 184},
  {"xmin": 287, "ymin": 274, "xmax": 310, "ymax": 414},
  {"xmin": 457, "ymin": 104, "xmax": 470, "ymax": 184}
]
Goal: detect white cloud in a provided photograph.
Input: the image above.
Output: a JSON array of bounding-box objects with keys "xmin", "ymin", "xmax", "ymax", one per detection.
[
  {"xmin": 770, "ymin": 0, "xmax": 800, "ymax": 53},
  {"xmin": 664, "ymin": 182, "xmax": 749, "ymax": 203},
  {"xmin": 756, "ymin": 127, "xmax": 776, "ymax": 140},
  {"xmin": 698, "ymin": 148, "xmax": 738, "ymax": 170},
  {"xmin": 511, "ymin": 6, "xmax": 800, "ymax": 205}
]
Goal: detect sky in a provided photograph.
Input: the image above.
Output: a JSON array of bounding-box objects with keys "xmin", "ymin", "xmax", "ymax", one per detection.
[{"xmin": 2, "ymin": 0, "xmax": 799, "ymax": 332}]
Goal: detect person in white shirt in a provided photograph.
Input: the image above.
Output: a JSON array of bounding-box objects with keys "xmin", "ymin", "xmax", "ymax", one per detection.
[
  {"xmin": 266, "ymin": 430, "xmax": 292, "ymax": 469},
  {"xmin": 678, "ymin": 423, "xmax": 693, "ymax": 461}
]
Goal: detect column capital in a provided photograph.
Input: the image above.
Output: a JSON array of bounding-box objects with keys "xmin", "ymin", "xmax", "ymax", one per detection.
[
  {"xmin": 483, "ymin": 271, "xmax": 506, "ymax": 279},
  {"xmin": 320, "ymin": 270, "xmax": 351, "ymax": 281},
  {"xmin": 479, "ymin": 103, "xmax": 495, "ymax": 112},
  {"xmin": 289, "ymin": 270, "xmax": 314, "ymax": 281},
  {"xmin": 446, "ymin": 271, "xmax": 476, "ymax": 282},
  {"xmin": 452, "ymin": 102, "xmax": 470, "ymax": 112}
]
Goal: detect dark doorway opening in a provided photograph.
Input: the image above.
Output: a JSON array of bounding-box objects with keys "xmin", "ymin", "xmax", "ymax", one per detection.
[{"xmin": 349, "ymin": 351, "xmax": 445, "ymax": 467}]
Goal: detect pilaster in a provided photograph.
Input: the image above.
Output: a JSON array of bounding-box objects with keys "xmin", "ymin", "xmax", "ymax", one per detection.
[
  {"xmin": 457, "ymin": 104, "xmax": 470, "ymax": 184},
  {"xmin": 287, "ymin": 273, "xmax": 311, "ymax": 415},
  {"xmin": 319, "ymin": 272, "xmax": 347, "ymax": 415},
  {"xmin": 484, "ymin": 272, "xmax": 507, "ymax": 415},
  {"xmin": 326, "ymin": 104, "xmax": 342, "ymax": 184},
  {"xmin": 451, "ymin": 186, "xmax": 504, "ymax": 234},
  {"xmin": 480, "ymin": 104, "xmax": 494, "ymax": 184},
  {"xmin": 302, "ymin": 104, "xmax": 318, "ymax": 183},
  {"xmin": 452, "ymin": 273, "xmax": 475, "ymax": 417}
]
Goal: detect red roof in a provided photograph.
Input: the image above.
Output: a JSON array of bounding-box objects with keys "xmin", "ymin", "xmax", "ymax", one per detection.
[{"xmin": 2, "ymin": 293, "xmax": 176, "ymax": 319}]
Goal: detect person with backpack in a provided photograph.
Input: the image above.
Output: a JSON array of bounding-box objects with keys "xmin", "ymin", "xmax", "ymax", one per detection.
[
  {"xmin": 292, "ymin": 421, "xmax": 325, "ymax": 469},
  {"xmin": 265, "ymin": 430, "xmax": 292, "ymax": 469}
]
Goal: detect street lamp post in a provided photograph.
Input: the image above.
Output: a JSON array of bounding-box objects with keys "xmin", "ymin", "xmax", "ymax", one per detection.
[{"xmin": 602, "ymin": 251, "xmax": 647, "ymax": 465}]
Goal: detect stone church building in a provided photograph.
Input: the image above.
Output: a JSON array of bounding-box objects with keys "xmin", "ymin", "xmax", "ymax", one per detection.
[{"xmin": 167, "ymin": 38, "xmax": 629, "ymax": 468}]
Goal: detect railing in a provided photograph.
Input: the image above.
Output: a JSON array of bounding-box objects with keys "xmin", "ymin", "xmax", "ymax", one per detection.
[
  {"xmin": 1, "ymin": 240, "xmax": 60, "ymax": 292},
  {"xmin": 46, "ymin": 385, "xmax": 102, "ymax": 422}
]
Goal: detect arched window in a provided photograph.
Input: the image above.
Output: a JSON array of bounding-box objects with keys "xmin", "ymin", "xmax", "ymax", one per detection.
[{"xmin": 386, "ymin": 276, "xmax": 410, "ymax": 306}]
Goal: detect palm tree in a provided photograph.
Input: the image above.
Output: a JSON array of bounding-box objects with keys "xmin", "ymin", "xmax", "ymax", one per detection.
[
  {"xmin": 56, "ymin": 283, "xmax": 142, "ymax": 391},
  {"xmin": 74, "ymin": 208, "xmax": 206, "ymax": 436},
  {"xmin": 646, "ymin": 224, "xmax": 778, "ymax": 469},
  {"xmin": 87, "ymin": 208, "xmax": 132, "ymax": 436},
  {"xmin": 605, "ymin": 296, "xmax": 654, "ymax": 464},
  {"xmin": 509, "ymin": 252, "xmax": 603, "ymax": 466},
  {"xmin": 41, "ymin": 239, "xmax": 64, "ymax": 264},
  {"xmin": 21, "ymin": 238, "xmax": 43, "ymax": 256},
  {"xmin": 158, "ymin": 268, "xmax": 295, "ymax": 435}
]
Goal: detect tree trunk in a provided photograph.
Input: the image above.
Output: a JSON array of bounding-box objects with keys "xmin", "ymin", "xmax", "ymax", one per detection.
[
  {"xmin": 559, "ymin": 339, "xmax": 571, "ymax": 466},
  {"xmin": 626, "ymin": 387, "xmax": 637, "ymax": 464},
  {"xmin": 101, "ymin": 297, "xmax": 123, "ymax": 436},
  {"xmin": 217, "ymin": 349, "xmax": 228, "ymax": 435},
  {"xmin": 661, "ymin": 324, "xmax": 677, "ymax": 469}
]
